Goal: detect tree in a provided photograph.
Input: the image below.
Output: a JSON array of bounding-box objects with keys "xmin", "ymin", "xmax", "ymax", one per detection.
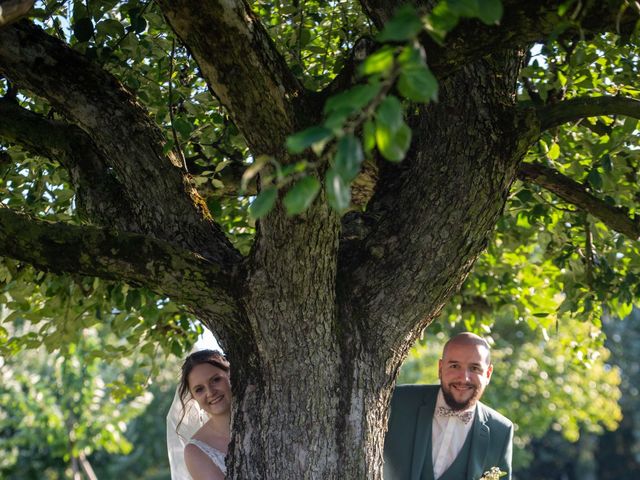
[
  {"xmin": 0, "ymin": 327, "xmax": 154, "ymax": 479},
  {"xmin": 0, "ymin": 1, "xmax": 639, "ymax": 478},
  {"xmin": 515, "ymin": 309, "xmax": 640, "ymax": 480}
]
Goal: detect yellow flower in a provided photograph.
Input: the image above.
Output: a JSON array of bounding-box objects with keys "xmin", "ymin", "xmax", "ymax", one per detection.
[{"xmin": 479, "ymin": 466, "xmax": 507, "ymax": 480}]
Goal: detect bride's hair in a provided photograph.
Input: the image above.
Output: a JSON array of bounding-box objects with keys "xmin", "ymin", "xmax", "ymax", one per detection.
[{"xmin": 176, "ymin": 349, "xmax": 230, "ymax": 432}]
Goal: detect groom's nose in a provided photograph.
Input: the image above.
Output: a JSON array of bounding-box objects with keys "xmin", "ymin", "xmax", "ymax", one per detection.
[{"xmin": 460, "ymin": 368, "xmax": 472, "ymax": 382}]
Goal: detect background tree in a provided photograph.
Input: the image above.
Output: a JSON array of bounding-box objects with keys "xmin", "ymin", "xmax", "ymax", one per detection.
[
  {"xmin": 0, "ymin": 325, "xmax": 155, "ymax": 479},
  {"xmin": 513, "ymin": 308, "xmax": 640, "ymax": 480},
  {"xmin": 0, "ymin": 1, "xmax": 639, "ymax": 478}
]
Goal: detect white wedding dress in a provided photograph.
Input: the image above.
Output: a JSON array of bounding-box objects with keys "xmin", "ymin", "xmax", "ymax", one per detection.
[{"xmin": 187, "ymin": 438, "xmax": 227, "ymax": 474}]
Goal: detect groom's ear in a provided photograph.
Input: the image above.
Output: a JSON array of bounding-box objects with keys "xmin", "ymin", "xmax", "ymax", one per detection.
[{"xmin": 485, "ymin": 363, "xmax": 493, "ymax": 381}]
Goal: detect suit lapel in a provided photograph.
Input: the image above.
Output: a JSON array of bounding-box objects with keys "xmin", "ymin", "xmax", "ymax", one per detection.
[
  {"xmin": 467, "ymin": 403, "xmax": 490, "ymax": 480},
  {"xmin": 410, "ymin": 389, "xmax": 438, "ymax": 480}
]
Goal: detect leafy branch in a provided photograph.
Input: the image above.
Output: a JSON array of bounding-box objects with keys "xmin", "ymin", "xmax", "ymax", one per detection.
[
  {"xmin": 167, "ymin": 37, "xmax": 187, "ymax": 173},
  {"xmin": 0, "ymin": 207, "xmax": 241, "ymax": 311},
  {"xmin": 518, "ymin": 161, "xmax": 640, "ymax": 239},
  {"xmin": 536, "ymin": 95, "xmax": 640, "ymax": 131},
  {"xmin": 249, "ymin": 1, "xmax": 505, "ymax": 219}
]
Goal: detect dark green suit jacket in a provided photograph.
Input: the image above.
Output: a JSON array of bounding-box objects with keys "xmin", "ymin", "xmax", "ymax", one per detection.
[{"xmin": 383, "ymin": 385, "xmax": 513, "ymax": 480}]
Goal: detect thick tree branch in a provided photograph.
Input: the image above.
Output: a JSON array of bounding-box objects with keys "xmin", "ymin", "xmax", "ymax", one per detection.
[
  {"xmin": 0, "ymin": 0, "xmax": 33, "ymax": 27},
  {"xmin": 0, "ymin": 207, "xmax": 243, "ymax": 324},
  {"xmin": 0, "ymin": 98, "xmax": 141, "ymax": 229},
  {"xmin": 536, "ymin": 96, "xmax": 640, "ymax": 132},
  {"xmin": 0, "ymin": 21, "xmax": 241, "ymax": 265},
  {"xmin": 156, "ymin": 0, "xmax": 309, "ymax": 155},
  {"xmin": 518, "ymin": 161, "xmax": 640, "ymax": 239},
  {"xmin": 0, "ymin": 97, "xmax": 70, "ymax": 158}
]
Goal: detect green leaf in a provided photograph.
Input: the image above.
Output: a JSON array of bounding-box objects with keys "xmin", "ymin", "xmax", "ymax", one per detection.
[
  {"xmin": 557, "ymin": 70, "xmax": 567, "ymax": 87},
  {"xmin": 363, "ymin": 120, "xmax": 376, "ymax": 154},
  {"xmin": 334, "ymin": 134, "xmax": 364, "ymax": 182},
  {"xmin": 283, "ymin": 176, "xmax": 321, "ymax": 215},
  {"xmin": 448, "ymin": 0, "xmax": 480, "ymax": 18},
  {"xmin": 376, "ymin": 95, "xmax": 404, "ymax": 132},
  {"xmin": 360, "ymin": 46, "xmax": 395, "ymax": 76},
  {"xmin": 477, "ymin": 0, "xmax": 503, "ymax": 25},
  {"xmin": 326, "ymin": 168, "xmax": 351, "ymax": 211},
  {"xmin": 286, "ymin": 127, "xmax": 334, "ymax": 154},
  {"xmin": 516, "ymin": 189, "xmax": 533, "ymax": 203},
  {"xmin": 173, "ymin": 118, "xmax": 192, "ymax": 139},
  {"xmin": 425, "ymin": 1, "xmax": 460, "ymax": 44},
  {"xmin": 324, "ymin": 83, "xmax": 381, "ymax": 115},
  {"xmin": 375, "ymin": 122, "xmax": 412, "ymax": 162},
  {"xmin": 398, "ymin": 64, "xmax": 439, "ymax": 102},
  {"xmin": 323, "ymin": 106, "xmax": 353, "ymax": 132},
  {"xmin": 622, "ymin": 117, "xmax": 638, "ymax": 135},
  {"xmin": 397, "ymin": 44, "xmax": 424, "ymax": 67},
  {"xmin": 249, "ymin": 187, "xmax": 278, "ymax": 219},
  {"xmin": 548, "ymin": 142, "xmax": 561, "ymax": 160},
  {"xmin": 557, "ymin": 1, "xmax": 571, "ymax": 16},
  {"xmin": 129, "ymin": 13, "xmax": 147, "ymax": 34},
  {"xmin": 586, "ymin": 169, "xmax": 602, "ymax": 190},
  {"xmin": 377, "ymin": 5, "xmax": 423, "ymax": 42},
  {"xmin": 96, "ymin": 19, "xmax": 125, "ymax": 38},
  {"xmin": 298, "ymin": 28, "xmax": 311, "ymax": 47},
  {"xmin": 73, "ymin": 18, "xmax": 94, "ymax": 42}
]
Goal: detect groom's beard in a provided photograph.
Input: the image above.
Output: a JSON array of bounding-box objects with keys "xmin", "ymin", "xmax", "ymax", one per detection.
[{"xmin": 441, "ymin": 382, "xmax": 480, "ymax": 411}]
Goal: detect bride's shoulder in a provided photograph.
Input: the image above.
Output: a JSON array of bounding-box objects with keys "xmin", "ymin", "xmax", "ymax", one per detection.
[
  {"xmin": 184, "ymin": 441, "xmax": 225, "ymax": 480},
  {"xmin": 185, "ymin": 437, "xmax": 226, "ymax": 479}
]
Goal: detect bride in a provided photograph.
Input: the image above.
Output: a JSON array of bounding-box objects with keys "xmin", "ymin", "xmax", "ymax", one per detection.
[{"xmin": 167, "ymin": 350, "xmax": 231, "ymax": 480}]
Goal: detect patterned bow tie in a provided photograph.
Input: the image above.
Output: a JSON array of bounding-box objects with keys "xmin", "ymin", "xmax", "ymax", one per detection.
[{"xmin": 436, "ymin": 406, "xmax": 473, "ymax": 424}]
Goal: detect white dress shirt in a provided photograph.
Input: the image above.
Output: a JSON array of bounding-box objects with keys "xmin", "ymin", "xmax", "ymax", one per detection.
[{"xmin": 431, "ymin": 389, "xmax": 476, "ymax": 479}]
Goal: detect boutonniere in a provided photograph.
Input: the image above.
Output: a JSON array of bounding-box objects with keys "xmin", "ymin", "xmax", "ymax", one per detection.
[{"xmin": 479, "ymin": 466, "xmax": 507, "ymax": 480}]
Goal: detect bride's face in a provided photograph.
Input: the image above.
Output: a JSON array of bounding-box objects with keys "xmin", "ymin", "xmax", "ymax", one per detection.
[{"xmin": 188, "ymin": 363, "xmax": 232, "ymax": 417}]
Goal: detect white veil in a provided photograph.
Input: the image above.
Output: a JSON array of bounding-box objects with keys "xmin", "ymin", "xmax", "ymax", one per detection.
[
  {"xmin": 166, "ymin": 334, "xmax": 226, "ymax": 479},
  {"xmin": 166, "ymin": 386, "xmax": 208, "ymax": 480}
]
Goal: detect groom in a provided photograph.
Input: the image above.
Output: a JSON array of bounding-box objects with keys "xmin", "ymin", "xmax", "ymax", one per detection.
[{"xmin": 383, "ymin": 332, "xmax": 513, "ymax": 480}]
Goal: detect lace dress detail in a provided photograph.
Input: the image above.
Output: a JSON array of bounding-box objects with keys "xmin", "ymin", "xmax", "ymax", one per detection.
[{"xmin": 188, "ymin": 439, "xmax": 227, "ymax": 474}]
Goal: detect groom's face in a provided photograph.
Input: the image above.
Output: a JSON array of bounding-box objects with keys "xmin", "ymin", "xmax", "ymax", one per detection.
[{"xmin": 438, "ymin": 341, "xmax": 493, "ymax": 411}]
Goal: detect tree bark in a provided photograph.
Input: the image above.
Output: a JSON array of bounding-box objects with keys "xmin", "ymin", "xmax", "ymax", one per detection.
[{"xmin": 218, "ymin": 40, "xmax": 531, "ymax": 480}]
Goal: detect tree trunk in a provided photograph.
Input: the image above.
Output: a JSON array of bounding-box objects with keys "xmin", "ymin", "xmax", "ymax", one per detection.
[{"xmin": 215, "ymin": 46, "xmax": 528, "ymax": 478}]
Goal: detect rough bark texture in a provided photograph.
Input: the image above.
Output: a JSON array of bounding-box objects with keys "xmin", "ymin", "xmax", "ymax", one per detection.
[
  {"xmin": 156, "ymin": 0, "xmax": 310, "ymax": 154},
  {"xmin": 0, "ymin": 1, "xmax": 635, "ymax": 478},
  {"xmin": 0, "ymin": 22, "xmax": 239, "ymax": 265}
]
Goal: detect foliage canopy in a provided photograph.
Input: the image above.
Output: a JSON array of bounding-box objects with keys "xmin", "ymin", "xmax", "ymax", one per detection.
[{"xmin": 0, "ymin": 0, "xmax": 639, "ymax": 477}]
